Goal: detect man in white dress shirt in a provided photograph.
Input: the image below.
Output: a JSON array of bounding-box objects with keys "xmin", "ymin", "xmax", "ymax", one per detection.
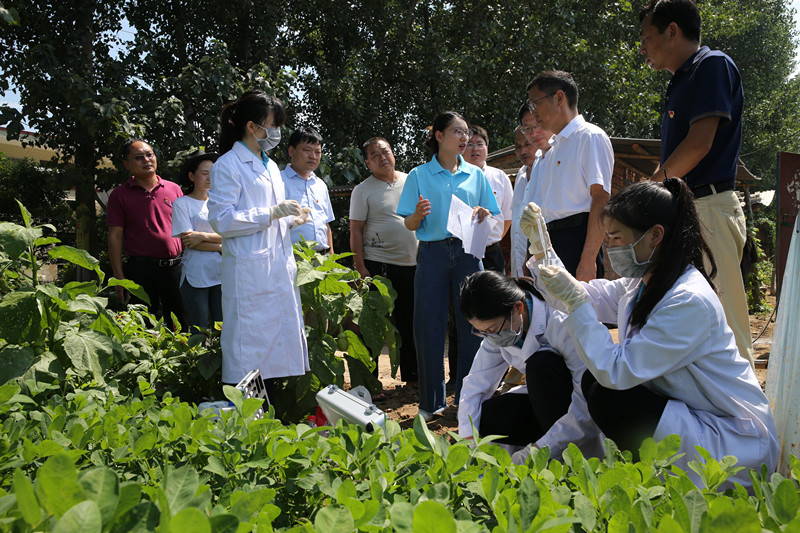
[{"xmin": 526, "ymin": 71, "xmax": 613, "ymax": 281}]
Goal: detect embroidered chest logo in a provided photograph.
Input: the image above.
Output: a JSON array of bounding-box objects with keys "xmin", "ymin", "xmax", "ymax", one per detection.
[
  {"xmin": 668, "ymin": 110, "xmax": 675, "ymax": 119},
  {"xmin": 163, "ymin": 198, "xmax": 174, "ymax": 207}
]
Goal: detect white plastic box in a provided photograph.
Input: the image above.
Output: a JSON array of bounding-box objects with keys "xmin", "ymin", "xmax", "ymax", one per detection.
[{"xmin": 315, "ymin": 384, "xmax": 387, "ymax": 432}]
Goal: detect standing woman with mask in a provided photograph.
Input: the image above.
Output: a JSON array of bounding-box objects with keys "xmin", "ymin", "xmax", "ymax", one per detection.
[
  {"xmin": 208, "ymin": 90, "xmax": 310, "ymax": 398},
  {"xmin": 397, "ymin": 111, "xmax": 501, "ymax": 420},
  {"xmin": 458, "ymin": 270, "xmax": 603, "ymax": 459},
  {"xmin": 520, "ymin": 178, "xmax": 778, "ymax": 488}
]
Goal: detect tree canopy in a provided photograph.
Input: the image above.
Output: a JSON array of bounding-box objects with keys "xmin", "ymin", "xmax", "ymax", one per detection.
[{"xmin": 0, "ymin": 0, "xmax": 797, "ymax": 257}]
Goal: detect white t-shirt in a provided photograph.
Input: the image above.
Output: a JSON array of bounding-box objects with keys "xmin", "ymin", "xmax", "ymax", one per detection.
[
  {"xmin": 537, "ymin": 115, "xmax": 613, "ymax": 223},
  {"xmin": 349, "ymin": 173, "xmax": 418, "ymax": 266},
  {"xmin": 481, "ymin": 165, "xmax": 514, "ymax": 245},
  {"xmin": 171, "ymin": 195, "xmax": 222, "ymax": 288}
]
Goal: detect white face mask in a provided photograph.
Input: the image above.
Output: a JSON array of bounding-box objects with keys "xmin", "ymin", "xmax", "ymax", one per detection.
[
  {"xmin": 253, "ymin": 124, "xmax": 281, "ymax": 152},
  {"xmin": 607, "ymin": 228, "xmax": 656, "ymax": 278},
  {"xmin": 485, "ymin": 310, "xmax": 523, "ymax": 347}
]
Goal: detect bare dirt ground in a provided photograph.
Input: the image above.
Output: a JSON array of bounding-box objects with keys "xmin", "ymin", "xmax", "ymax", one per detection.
[{"xmin": 346, "ymin": 294, "xmax": 777, "ymax": 438}]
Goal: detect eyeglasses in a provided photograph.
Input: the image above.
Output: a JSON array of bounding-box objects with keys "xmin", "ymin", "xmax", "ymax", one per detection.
[
  {"xmin": 471, "ymin": 314, "xmax": 509, "ymax": 338},
  {"xmin": 449, "ymin": 127, "xmax": 472, "ymax": 138},
  {"xmin": 528, "ymin": 92, "xmax": 554, "ymax": 110},
  {"xmin": 520, "ymin": 125, "xmax": 540, "ymax": 135},
  {"xmin": 466, "ymin": 141, "xmax": 487, "ymax": 148}
]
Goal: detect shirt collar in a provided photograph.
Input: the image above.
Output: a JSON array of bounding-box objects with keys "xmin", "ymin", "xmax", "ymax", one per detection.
[
  {"xmin": 430, "ymin": 153, "xmax": 469, "ymax": 175},
  {"xmin": 284, "ymin": 164, "xmax": 317, "ymax": 182},
  {"xmin": 678, "ymin": 45, "xmax": 710, "ymax": 73},
  {"xmin": 555, "ymin": 114, "xmax": 585, "ymax": 141},
  {"xmin": 233, "ymin": 141, "xmax": 264, "ymax": 167},
  {"xmin": 125, "ymin": 176, "xmax": 163, "ymax": 189}
]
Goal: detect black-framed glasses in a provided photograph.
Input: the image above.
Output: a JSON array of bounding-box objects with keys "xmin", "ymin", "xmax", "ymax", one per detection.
[
  {"xmin": 466, "ymin": 140, "xmax": 487, "ymax": 148},
  {"xmin": 471, "ymin": 313, "xmax": 509, "ymax": 338},
  {"xmin": 528, "ymin": 92, "xmax": 554, "ymax": 110}
]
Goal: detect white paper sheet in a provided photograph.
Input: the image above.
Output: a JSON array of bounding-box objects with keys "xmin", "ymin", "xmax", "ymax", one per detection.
[{"xmin": 446, "ymin": 194, "xmax": 499, "ymax": 260}]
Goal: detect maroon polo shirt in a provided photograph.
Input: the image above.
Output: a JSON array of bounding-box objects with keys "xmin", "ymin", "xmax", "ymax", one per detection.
[{"xmin": 106, "ymin": 176, "xmax": 183, "ymax": 258}]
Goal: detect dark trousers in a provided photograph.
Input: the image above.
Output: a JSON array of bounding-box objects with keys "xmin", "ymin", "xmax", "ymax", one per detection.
[
  {"xmin": 364, "ymin": 260, "xmax": 418, "ymax": 382},
  {"xmin": 447, "ymin": 242, "xmax": 505, "ymax": 382},
  {"xmin": 479, "ymin": 350, "xmax": 573, "ymax": 445},
  {"xmin": 126, "ymin": 257, "xmax": 187, "ymax": 331},
  {"xmin": 548, "ymin": 213, "xmax": 604, "ymax": 278},
  {"xmin": 581, "ymin": 371, "xmax": 668, "ymax": 460}
]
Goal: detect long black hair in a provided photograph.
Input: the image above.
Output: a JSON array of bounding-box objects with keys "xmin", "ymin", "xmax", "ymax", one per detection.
[
  {"xmin": 425, "ymin": 111, "xmax": 466, "ymax": 154},
  {"xmin": 219, "ymin": 91, "xmax": 287, "ymax": 154},
  {"xmin": 604, "ymin": 177, "xmax": 716, "ymax": 329},
  {"xmin": 460, "ymin": 270, "xmax": 542, "ymax": 321}
]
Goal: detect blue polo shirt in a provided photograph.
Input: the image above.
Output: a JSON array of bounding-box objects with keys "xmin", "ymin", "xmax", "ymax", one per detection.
[
  {"xmin": 661, "ymin": 46, "xmax": 743, "ymax": 189},
  {"xmin": 397, "ymin": 154, "xmax": 500, "ymax": 242}
]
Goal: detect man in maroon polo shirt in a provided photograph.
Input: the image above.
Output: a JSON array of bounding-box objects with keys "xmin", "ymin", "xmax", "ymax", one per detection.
[{"xmin": 107, "ymin": 139, "xmax": 187, "ymax": 330}]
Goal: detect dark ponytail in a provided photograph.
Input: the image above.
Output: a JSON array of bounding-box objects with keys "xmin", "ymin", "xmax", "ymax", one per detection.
[
  {"xmin": 604, "ymin": 177, "xmax": 716, "ymax": 329},
  {"xmin": 219, "ymin": 91, "xmax": 287, "ymax": 154},
  {"xmin": 460, "ymin": 270, "xmax": 543, "ymax": 321},
  {"xmin": 425, "ymin": 111, "xmax": 466, "ymax": 154}
]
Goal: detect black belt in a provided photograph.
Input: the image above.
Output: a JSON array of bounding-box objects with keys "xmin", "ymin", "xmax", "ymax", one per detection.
[
  {"xmin": 127, "ymin": 255, "xmax": 182, "ymax": 267},
  {"xmin": 423, "ymin": 237, "xmax": 461, "ymax": 245},
  {"xmin": 691, "ymin": 181, "xmax": 734, "ymax": 199},
  {"xmin": 547, "ymin": 212, "xmax": 589, "ymax": 232}
]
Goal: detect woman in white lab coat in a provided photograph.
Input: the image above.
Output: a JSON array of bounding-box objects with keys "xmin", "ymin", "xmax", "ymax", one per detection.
[
  {"xmin": 521, "ymin": 178, "xmax": 778, "ymax": 488},
  {"xmin": 457, "ymin": 270, "xmax": 603, "ymax": 460},
  {"xmin": 208, "ymin": 91, "xmax": 310, "ymax": 396}
]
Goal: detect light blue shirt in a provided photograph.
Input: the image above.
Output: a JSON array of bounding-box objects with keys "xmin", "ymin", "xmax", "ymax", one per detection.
[
  {"xmin": 281, "ymin": 164, "xmax": 335, "ymax": 249},
  {"xmin": 397, "ymin": 154, "xmax": 500, "ymax": 242}
]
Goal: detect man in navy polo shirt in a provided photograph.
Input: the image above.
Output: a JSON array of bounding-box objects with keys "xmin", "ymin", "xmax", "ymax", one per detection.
[
  {"xmin": 107, "ymin": 139, "xmax": 187, "ymax": 331},
  {"xmin": 639, "ymin": 0, "xmax": 753, "ymax": 364}
]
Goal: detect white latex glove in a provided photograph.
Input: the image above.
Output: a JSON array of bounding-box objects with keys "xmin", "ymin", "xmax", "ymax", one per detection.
[
  {"xmin": 293, "ymin": 206, "xmax": 312, "ymax": 226},
  {"xmin": 268, "ymin": 199, "xmax": 302, "ymax": 220},
  {"xmin": 511, "ymin": 444, "xmax": 538, "ymax": 465},
  {"xmin": 519, "ymin": 202, "xmax": 552, "ymax": 257},
  {"xmin": 537, "ymin": 264, "xmax": 590, "ymax": 314}
]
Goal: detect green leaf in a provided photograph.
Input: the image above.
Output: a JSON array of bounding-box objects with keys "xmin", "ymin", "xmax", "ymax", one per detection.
[
  {"xmin": 683, "ymin": 490, "xmax": 708, "ymax": 533},
  {"xmin": 49, "ymin": 246, "xmax": 104, "ymax": 284},
  {"xmin": 518, "ymin": 477, "xmax": 540, "ymax": 526},
  {"xmin": 171, "ymin": 507, "xmax": 211, "ymax": 533},
  {"xmin": 315, "ymin": 504, "xmax": 355, "ymax": 533},
  {"xmin": 62, "ymin": 329, "xmax": 114, "ymax": 383},
  {"xmin": 446, "ymin": 445, "xmax": 470, "ymax": 473},
  {"xmin": 223, "ymin": 385, "xmax": 243, "ymax": 414},
  {"xmin": 112, "ymin": 483, "xmax": 143, "ymax": 524},
  {"xmin": 0, "ymin": 221, "xmax": 41, "ymax": 260},
  {"xmin": 241, "ymin": 397, "xmax": 264, "ymax": 419},
  {"xmin": 165, "ymin": 465, "xmax": 200, "ymax": 515},
  {"xmin": 390, "ymin": 502, "xmax": 414, "ymax": 533},
  {"xmin": 228, "ymin": 489, "xmax": 275, "ymax": 522},
  {"xmin": 774, "ymin": 478, "xmax": 800, "ymax": 524},
  {"xmin": 0, "ymin": 290, "xmax": 40, "ymax": 345},
  {"xmin": 412, "ymin": 501, "xmax": 457, "ymax": 533},
  {"xmin": 109, "ymin": 501, "xmax": 160, "ymax": 533},
  {"xmin": 52, "ymin": 500, "xmax": 102, "ymax": 533},
  {"xmin": 208, "ymin": 514, "xmax": 239, "ymax": 533},
  {"xmin": 36, "ymin": 454, "xmax": 85, "ymax": 518},
  {"xmin": 107, "ymin": 278, "xmax": 150, "ymax": 305},
  {"xmin": 79, "ymin": 467, "xmax": 120, "ymax": 526},
  {"xmin": 0, "ymin": 345, "xmax": 35, "ymax": 384},
  {"xmin": 13, "ymin": 468, "xmax": 41, "ymax": 526},
  {"xmin": 16, "ymin": 200, "xmax": 33, "ymax": 228}
]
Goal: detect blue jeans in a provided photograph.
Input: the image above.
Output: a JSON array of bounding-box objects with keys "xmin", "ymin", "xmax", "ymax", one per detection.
[
  {"xmin": 180, "ymin": 280, "xmax": 223, "ymax": 333},
  {"xmin": 414, "ymin": 238, "xmax": 483, "ymax": 413}
]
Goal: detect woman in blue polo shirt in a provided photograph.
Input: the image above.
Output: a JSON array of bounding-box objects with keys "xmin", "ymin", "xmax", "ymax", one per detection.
[{"xmin": 397, "ymin": 110, "xmax": 500, "ymax": 420}]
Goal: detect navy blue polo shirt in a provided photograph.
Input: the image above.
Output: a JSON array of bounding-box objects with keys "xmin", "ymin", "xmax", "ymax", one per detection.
[{"xmin": 660, "ymin": 46, "xmax": 743, "ymax": 188}]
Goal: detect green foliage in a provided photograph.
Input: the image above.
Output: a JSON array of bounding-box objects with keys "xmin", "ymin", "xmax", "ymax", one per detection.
[
  {"xmin": 0, "ymin": 381, "xmax": 797, "ymax": 531},
  {"xmin": 273, "ymin": 240, "xmax": 397, "ymax": 422},
  {"xmin": 0, "ymin": 202, "xmax": 222, "ymax": 402}
]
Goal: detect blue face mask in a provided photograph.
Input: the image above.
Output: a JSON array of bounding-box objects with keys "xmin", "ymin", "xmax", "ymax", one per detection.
[
  {"xmin": 253, "ymin": 124, "xmax": 281, "ymax": 152},
  {"xmin": 607, "ymin": 228, "xmax": 656, "ymax": 278}
]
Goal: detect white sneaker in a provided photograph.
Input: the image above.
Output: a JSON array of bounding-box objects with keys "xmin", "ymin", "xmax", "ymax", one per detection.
[{"xmin": 418, "ymin": 409, "xmax": 433, "ymax": 422}]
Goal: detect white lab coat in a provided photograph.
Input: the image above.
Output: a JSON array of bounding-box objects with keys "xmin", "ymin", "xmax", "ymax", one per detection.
[
  {"xmin": 458, "ymin": 295, "xmax": 604, "ymax": 458},
  {"xmin": 208, "ymin": 142, "xmax": 309, "ymax": 383},
  {"xmin": 559, "ymin": 265, "xmax": 778, "ymax": 489}
]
